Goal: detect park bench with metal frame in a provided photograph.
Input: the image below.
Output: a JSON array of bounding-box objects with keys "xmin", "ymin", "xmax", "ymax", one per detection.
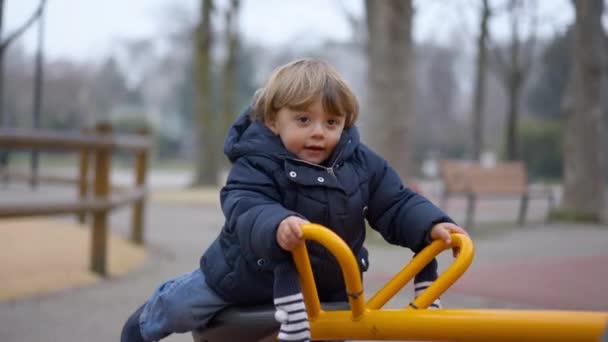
[
  {"xmin": 439, "ymin": 159, "xmax": 555, "ymax": 229},
  {"xmin": 191, "ymin": 223, "xmax": 607, "ymax": 341}
]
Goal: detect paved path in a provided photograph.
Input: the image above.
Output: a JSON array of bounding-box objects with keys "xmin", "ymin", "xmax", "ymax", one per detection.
[
  {"xmin": 0, "ymin": 182, "xmax": 607, "ymax": 342},
  {"xmin": 366, "ymin": 224, "xmax": 608, "ymax": 311}
]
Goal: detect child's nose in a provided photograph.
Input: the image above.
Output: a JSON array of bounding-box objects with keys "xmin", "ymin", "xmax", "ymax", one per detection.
[{"xmin": 310, "ymin": 122, "xmax": 324, "ymax": 137}]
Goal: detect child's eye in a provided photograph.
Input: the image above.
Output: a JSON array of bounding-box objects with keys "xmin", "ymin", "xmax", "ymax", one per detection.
[
  {"xmin": 296, "ymin": 116, "xmax": 310, "ymax": 124},
  {"xmin": 327, "ymin": 118, "xmax": 341, "ymax": 126}
]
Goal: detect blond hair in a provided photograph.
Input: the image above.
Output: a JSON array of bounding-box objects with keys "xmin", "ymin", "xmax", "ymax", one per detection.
[{"xmin": 251, "ymin": 58, "xmax": 359, "ymax": 128}]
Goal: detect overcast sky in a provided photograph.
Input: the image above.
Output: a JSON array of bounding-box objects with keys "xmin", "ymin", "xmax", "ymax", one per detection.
[{"xmin": 4, "ymin": 0, "xmax": 591, "ymax": 63}]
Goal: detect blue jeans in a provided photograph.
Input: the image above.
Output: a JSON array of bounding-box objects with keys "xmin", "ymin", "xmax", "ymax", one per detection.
[{"xmin": 139, "ymin": 269, "xmax": 230, "ymax": 341}]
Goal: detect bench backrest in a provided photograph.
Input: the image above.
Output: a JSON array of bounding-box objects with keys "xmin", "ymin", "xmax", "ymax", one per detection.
[
  {"xmin": 440, "ymin": 160, "xmax": 474, "ymax": 193},
  {"xmin": 440, "ymin": 160, "xmax": 528, "ymax": 195}
]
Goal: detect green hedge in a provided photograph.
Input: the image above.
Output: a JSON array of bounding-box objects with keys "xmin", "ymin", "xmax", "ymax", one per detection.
[{"xmin": 518, "ymin": 119, "xmax": 563, "ymax": 181}]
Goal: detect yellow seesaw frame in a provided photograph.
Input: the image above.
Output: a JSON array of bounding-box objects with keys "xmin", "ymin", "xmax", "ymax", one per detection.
[{"xmin": 292, "ymin": 223, "xmax": 608, "ymax": 341}]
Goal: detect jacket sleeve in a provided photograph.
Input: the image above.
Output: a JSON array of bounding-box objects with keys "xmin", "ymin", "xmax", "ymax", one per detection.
[
  {"xmin": 362, "ymin": 146, "xmax": 454, "ymax": 253},
  {"xmin": 221, "ymin": 156, "xmax": 302, "ymax": 261}
]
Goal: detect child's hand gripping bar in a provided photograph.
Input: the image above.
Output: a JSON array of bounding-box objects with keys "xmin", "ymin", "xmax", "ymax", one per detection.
[{"xmin": 369, "ymin": 231, "xmax": 474, "ymax": 310}]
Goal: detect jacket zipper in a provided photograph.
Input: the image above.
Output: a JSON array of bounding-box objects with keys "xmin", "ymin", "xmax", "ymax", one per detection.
[{"xmin": 291, "ymin": 148, "xmax": 344, "ymax": 177}]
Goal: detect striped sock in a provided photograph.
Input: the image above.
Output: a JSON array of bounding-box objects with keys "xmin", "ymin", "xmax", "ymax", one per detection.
[
  {"xmin": 274, "ymin": 261, "xmax": 310, "ymax": 342},
  {"xmin": 274, "ymin": 292, "xmax": 310, "ymax": 341},
  {"xmin": 414, "ymin": 258, "xmax": 441, "ymax": 309},
  {"xmin": 414, "ymin": 280, "xmax": 442, "ymax": 309}
]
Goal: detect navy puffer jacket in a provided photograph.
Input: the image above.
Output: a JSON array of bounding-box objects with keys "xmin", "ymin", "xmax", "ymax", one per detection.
[{"xmin": 200, "ymin": 109, "xmax": 453, "ymax": 304}]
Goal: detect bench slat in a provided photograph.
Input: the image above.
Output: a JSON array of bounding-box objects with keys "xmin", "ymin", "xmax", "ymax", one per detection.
[
  {"xmin": 440, "ymin": 160, "xmax": 527, "ymax": 195},
  {"xmin": 468, "ymin": 163, "xmax": 527, "ymax": 195}
]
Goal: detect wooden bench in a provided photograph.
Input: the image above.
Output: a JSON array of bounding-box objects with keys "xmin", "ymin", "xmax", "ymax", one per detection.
[{"xmin": 439, "ymin": 160, "xmax": 555, "ymax": 229}]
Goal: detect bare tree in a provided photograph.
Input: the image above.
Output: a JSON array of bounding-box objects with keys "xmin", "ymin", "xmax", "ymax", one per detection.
[
  {"xmin": 91, "ymin": 58, "xmax": 130, "ymax": 122},
  {"xmin": 561, "ymin": 0, "xmax": 606, "ymax": 222},
  {"xmin": 490, "ymin": 0, "xmax": 538, "ymax": 161},
  {"xmin": 337, "ymin": 0, "xmax": 366, "ymax": 48},
  {"xmin": 0, "ymin": 0, "xmax": 47, "ymax": 181},
  {"xmin": 414, "ymin": 44, "xmax": 461, "ymax": 155},
  {"xmin": 27, "ymin": 60, "xmax": 94, "ymax": 129},
  {"xmin": 30, "ymin": 0, "xmax": 47, "ymax": 188},
  {"xmin": 3, "ymin": 44, "xmax": 29, "ymax": 127},
  {"xmin": 471, "ymin": 0, "xmax": 491, "ymax": 161},
  {"xmin": 365, "ymin": 0, "xmax": 415, "ymax": 179},
  {"xmin": 0, "ymin": 0, "xmax": 47, "ymax": 127},
  {"xmin": 193, "ymin": 0, "xmax": 217, "ymax": 185},
  {"xmin": 221, "ymin": 0, "xmax": 240, "ymax": 136}
]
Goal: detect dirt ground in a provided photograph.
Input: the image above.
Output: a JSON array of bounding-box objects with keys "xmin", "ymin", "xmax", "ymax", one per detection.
[{"xmin": 0, "ymin": 218, "xmax": 145, "ymax": 301}]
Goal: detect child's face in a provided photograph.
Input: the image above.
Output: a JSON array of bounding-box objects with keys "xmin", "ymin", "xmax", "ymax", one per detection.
[{"xmin": 267, "ymin": 99, "xmax": 345, "ymax": 165}]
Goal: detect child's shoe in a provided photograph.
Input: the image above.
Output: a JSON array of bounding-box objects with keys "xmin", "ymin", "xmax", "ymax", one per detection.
[{"xmin": 121, "ymin": 304, "xmax": 146, "ymax": 342}]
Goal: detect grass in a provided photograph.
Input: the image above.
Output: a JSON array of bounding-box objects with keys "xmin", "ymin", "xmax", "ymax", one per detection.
[
  {"xmin": 4, "ymin": 152, "xmax": 78, "ymax": 168},
  {"xmin": 548, "ymin": 208, "xmax": 602, "ymax": 223},
  {"xmin": 151, "ymin": 158, "xmax": 194, "ymax": 171}
]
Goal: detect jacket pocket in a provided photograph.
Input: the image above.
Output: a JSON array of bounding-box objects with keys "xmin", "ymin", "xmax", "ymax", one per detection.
[{"xmin": 201, "ymin": 241, "xmax": 236, "ymax": 293}]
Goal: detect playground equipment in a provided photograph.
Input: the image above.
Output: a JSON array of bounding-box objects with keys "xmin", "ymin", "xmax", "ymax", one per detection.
[
  {"xmin": 193, "ymin": 223, "xmax": 608, "ymax": 341},
  {"xmin": 0, "ymin": 123, "xmax": 151, "ymax": 276}
]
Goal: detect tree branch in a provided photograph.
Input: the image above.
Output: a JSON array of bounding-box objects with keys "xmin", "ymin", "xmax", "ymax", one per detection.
[
  {"xmin": 336, "ymin": 0, "xmax": 365, "ymax": 45},
  {"xmin": 488, "ymin": 35, "xmax": 511, "ymax": 84},
  {"xmin": 0, "ymin": 0, "xmax": 47, "ymax": 51},
  {"xmin": 521, "ymin": 0, "xmax": 538, "ymax": 76}
]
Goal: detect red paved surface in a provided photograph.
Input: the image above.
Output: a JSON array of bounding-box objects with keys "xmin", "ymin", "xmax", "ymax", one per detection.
[{"xmin": 449, "ymin": 255, "xmax": 608, "ymax": 311}]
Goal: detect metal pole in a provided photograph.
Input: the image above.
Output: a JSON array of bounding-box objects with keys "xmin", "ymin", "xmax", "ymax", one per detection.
[
  {"xmin": 0, "ymin": 0, "xmax": 6, "ymax": 185},
  {"xmin": 30, "ymin": 2, "xmax": 45, "ymax": 189}
]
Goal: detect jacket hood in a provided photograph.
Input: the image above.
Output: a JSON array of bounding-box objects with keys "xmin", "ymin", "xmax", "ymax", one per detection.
[{"xmin": 224, "ymin": 107, "xmax": 360, "ymax": 166}]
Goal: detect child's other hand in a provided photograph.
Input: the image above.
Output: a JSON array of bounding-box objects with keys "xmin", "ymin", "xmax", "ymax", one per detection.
[
  {"xmin": 430, "ymin": 222, "xmax": 469, "ymax": 258},
  {"xmin": 276, "ymin": 216, "xmax": 309, "ymax": 251}
]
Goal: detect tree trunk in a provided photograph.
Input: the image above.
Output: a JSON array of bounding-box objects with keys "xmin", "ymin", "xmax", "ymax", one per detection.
[
  {"xmin": 504, "ymin": 68, "xmax": 522, "ymax": 161},
  {"xmin": 0, "ymin": 0, "xmax": 5, "ymax": 178},
  {"xmin": 0, "ymin": 0, "xmax": 6, "ymax": 127},
  {"xmin": 30, "ymin": 1, "xmax": 46, "ymax": 188},
  {"xmin": 193, "ymin": 0, "xmax": 218, "ymax": 186},
  {"xmin": 365, "ymin": 0, "xmax": 414, "ymax": 179},
  {"xmin": 490, "ymin": 0, "xmax": 537, "ymax": 162},
  {"xmin": 217, "ymin": 0, "xmax": 240, "ymax": 180},
  {"xmin": 0, "ymin": 46, "xmax": 4, "ymax": 129},
  {"xmin": 561, "ymin": 0, "xmax": 606, "ymax": 222},
  {"xmin": 0, "ymin": 0, "xmax": 46, "ymax": 128},
  {"xmin": 503, "ymin": 0, "xmax": 522, "ymax": 161},
  {"xmin": 221, "ymin": 0, "xmax": 239, "ymax": 141},
  {"xmin": 471, "ymin": 0, "xmax": 490, "ymax": 161}
]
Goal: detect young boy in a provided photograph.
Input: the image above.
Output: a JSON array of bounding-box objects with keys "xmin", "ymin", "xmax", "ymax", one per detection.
[{"xmin": 121, "ymin": 58, "xmax": 467, "ymax": 342}]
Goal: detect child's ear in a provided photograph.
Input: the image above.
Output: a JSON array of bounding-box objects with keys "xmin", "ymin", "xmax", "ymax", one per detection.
[{"xmin": 265, "ymin": 118, "xmax": 278, "ymax": 134}]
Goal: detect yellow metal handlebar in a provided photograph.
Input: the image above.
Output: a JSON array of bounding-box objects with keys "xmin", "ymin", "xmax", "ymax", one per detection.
[
  {"xmin": 370, "ymin": 232, "xmax": 474, "ymax": 310},
  {"xmin": 292, "ymin": 223, "xmax": 473, "ymax": 319},
  {"xmin": 291, "ymin": 223, "xmax": 366, "ymax": 320},
  {"xmin": 290, "ymin": 223, "xmax": 608, "ymax": 341}
]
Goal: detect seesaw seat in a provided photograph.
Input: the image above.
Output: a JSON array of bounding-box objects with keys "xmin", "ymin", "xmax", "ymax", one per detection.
[{"xmin": 192, "ymin": 302, "xmax": 348, "ymax": 342}]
